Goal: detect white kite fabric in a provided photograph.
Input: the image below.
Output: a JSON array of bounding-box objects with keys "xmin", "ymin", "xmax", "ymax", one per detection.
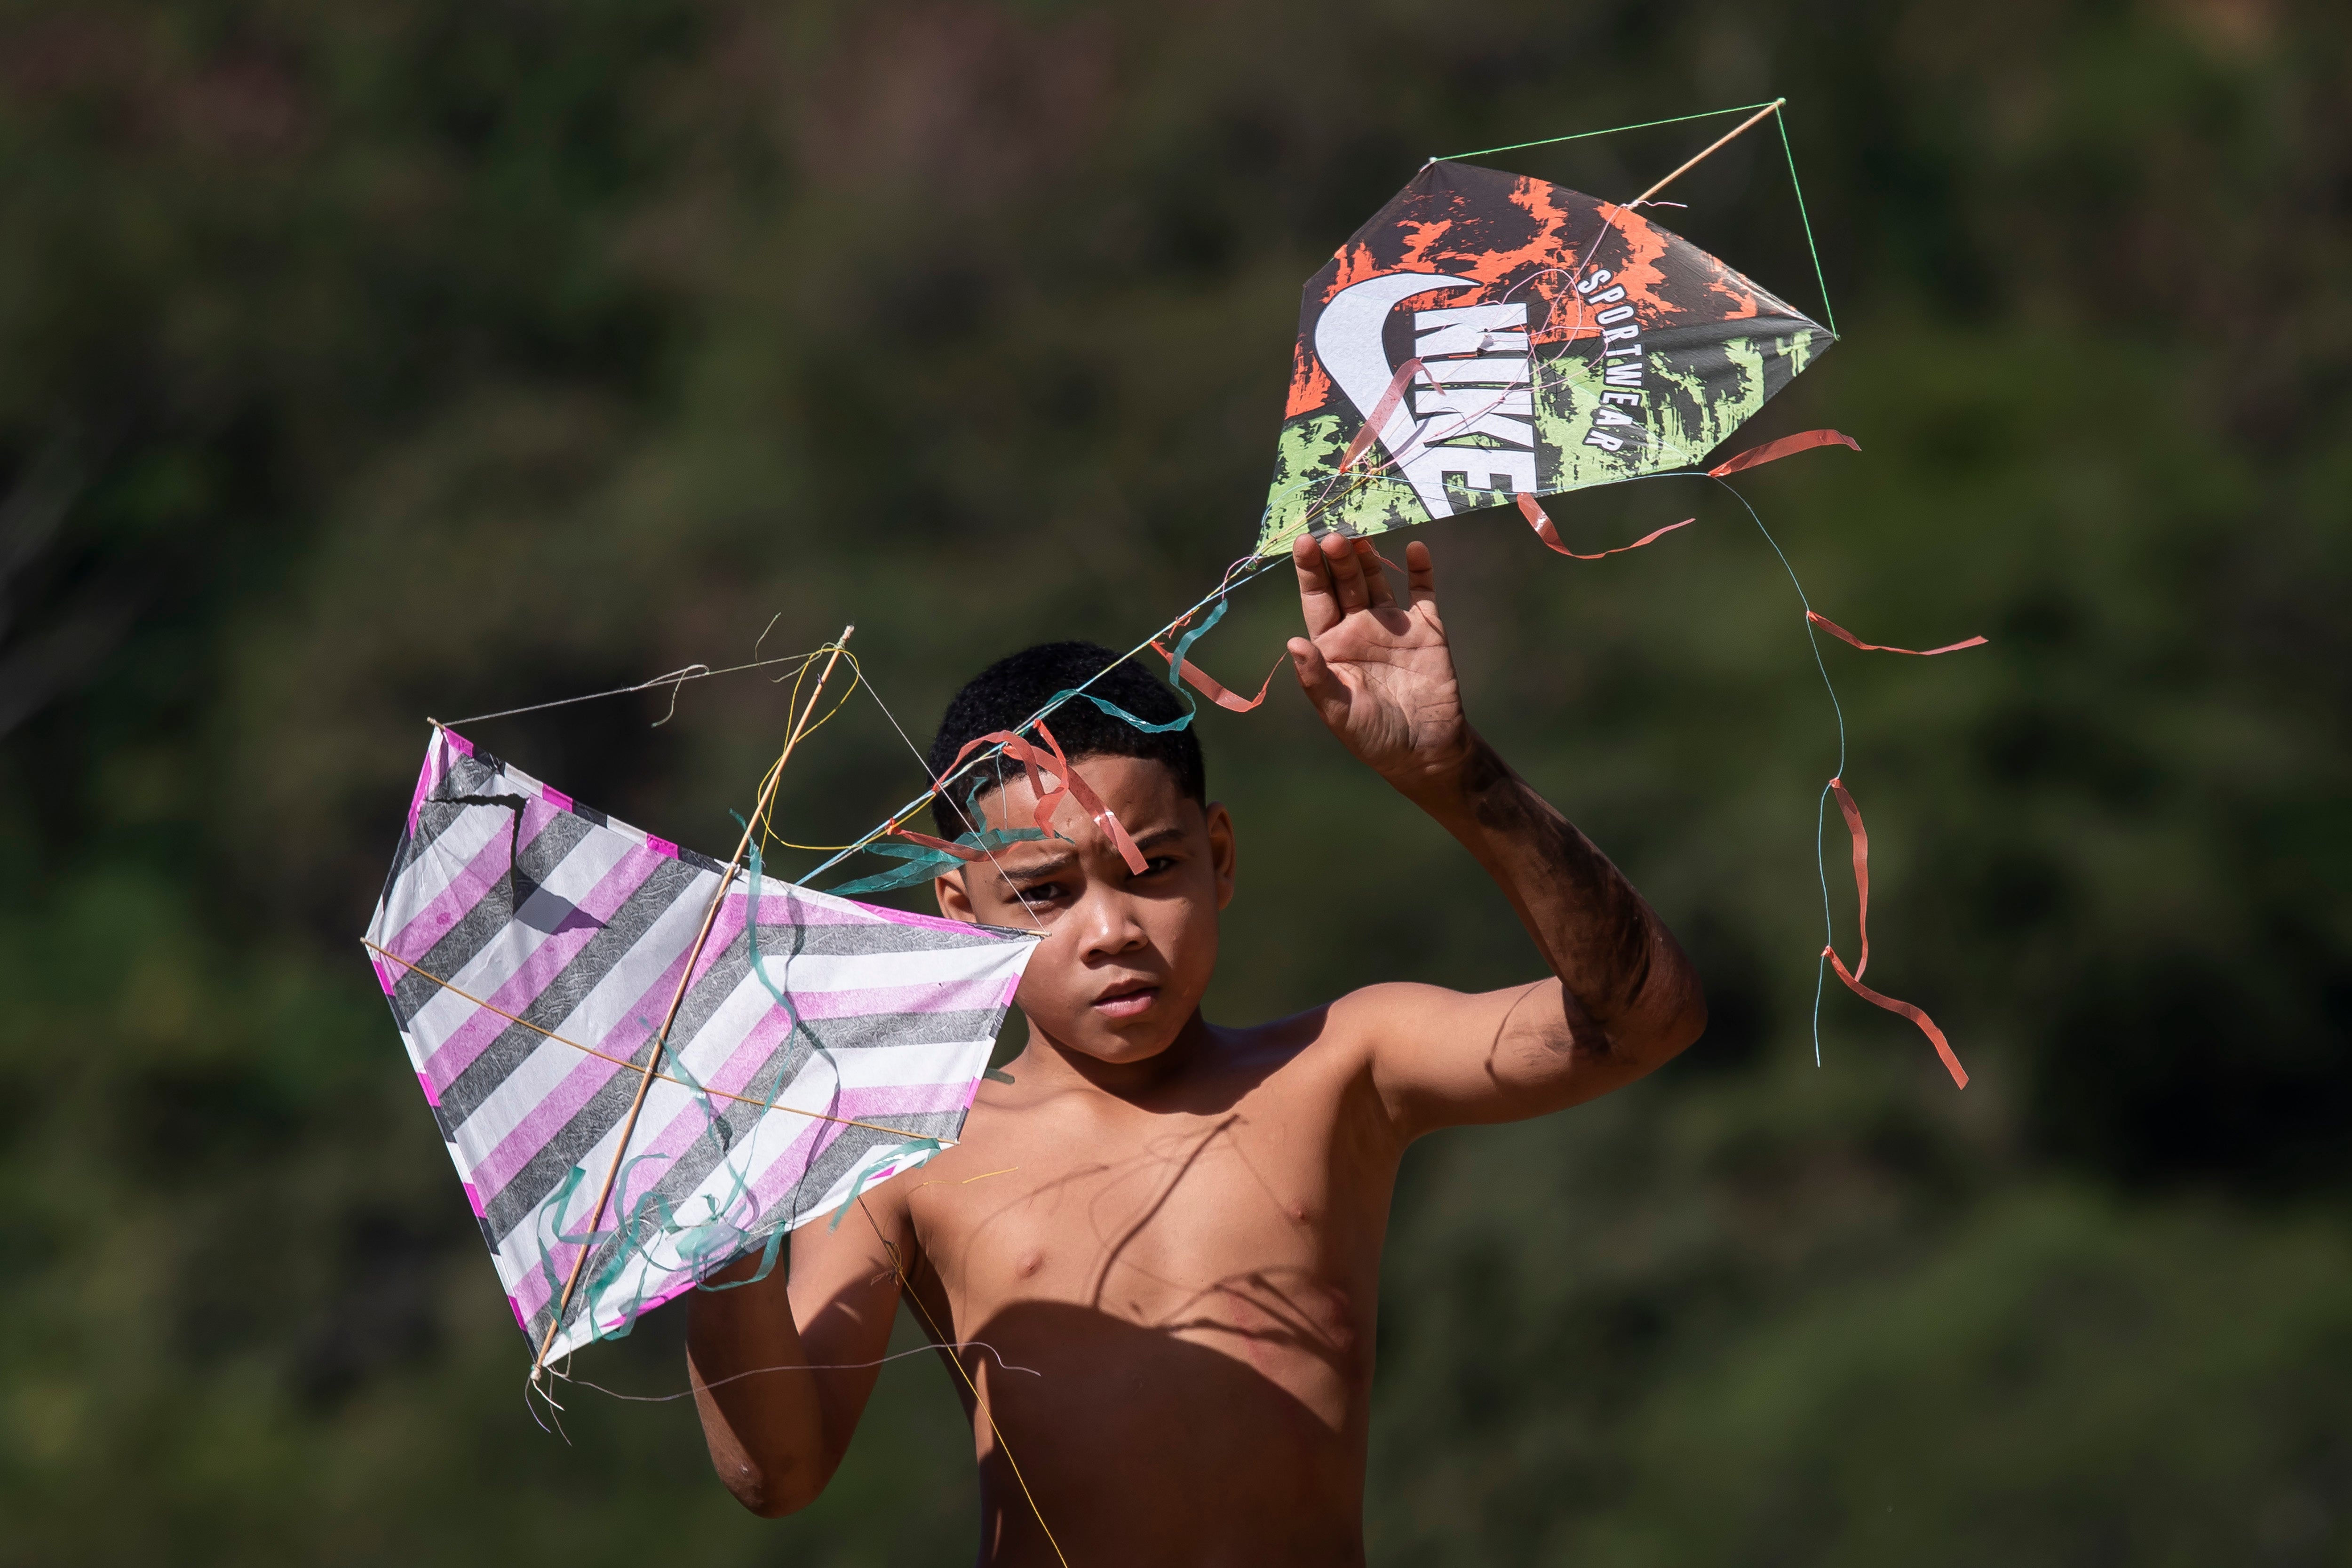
[{"xmin": 363, "ymin": 727, "xmax": 1040, "ymax": 1362}]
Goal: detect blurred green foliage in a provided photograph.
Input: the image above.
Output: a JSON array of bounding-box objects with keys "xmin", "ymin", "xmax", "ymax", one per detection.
[{"xmin": 2, "ymin": 0, "xmax": 2347, "ymax": 1562}]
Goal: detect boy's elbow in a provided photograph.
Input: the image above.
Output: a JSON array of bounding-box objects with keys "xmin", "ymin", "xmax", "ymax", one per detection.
[
  {"xmin": 1638, "ymin": 972, "xmax": 1707, "ymax": 1067},
  {"xmin": 725, "ymin": 1458, "xmax": 825, "ymax": 1519},
  {"xmin": 1667, "ymin": 986, "xmax": 1708, "ymax": 1059}
]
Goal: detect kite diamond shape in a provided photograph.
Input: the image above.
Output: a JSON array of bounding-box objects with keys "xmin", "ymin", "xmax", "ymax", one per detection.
[
  {"xmin": 1259, "ymin": 159, "xmax": 1833, "ymax": 558},
  {"xmin": 363, "ymin": 726, "xmax": 1040, "ymax": 1362}
]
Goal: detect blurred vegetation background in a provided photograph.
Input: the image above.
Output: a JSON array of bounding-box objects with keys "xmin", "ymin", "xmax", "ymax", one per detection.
[{"xmin": 3, "ymin": 0, "xmax": 2348, "ymax": 1562}]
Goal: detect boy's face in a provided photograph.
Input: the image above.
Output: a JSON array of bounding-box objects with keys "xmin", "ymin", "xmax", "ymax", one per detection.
[{"xmin": 934, "ymin": 754, "xmax": 1234, "ymax": 1066}]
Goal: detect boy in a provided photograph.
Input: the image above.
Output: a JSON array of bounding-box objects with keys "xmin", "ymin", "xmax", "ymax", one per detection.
[{"xmin": 686, "ymin": 533, "xmax": 1706, "ymax": 1564}]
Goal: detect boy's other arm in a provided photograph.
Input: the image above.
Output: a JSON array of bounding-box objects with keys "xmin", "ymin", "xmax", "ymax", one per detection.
[
  {"xmin": 1287, "ymin": 533, "xmax": 1707, "ymax": 1135},
  {"xmin": 684, "ymin": 1189, "xmax": 910, "ymax": 1515}
]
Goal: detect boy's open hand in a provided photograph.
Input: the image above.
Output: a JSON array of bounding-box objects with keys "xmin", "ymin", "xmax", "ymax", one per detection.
[{"xmin": 1288, "ymin": 533, "xmax": 1468, "ymax": 796}]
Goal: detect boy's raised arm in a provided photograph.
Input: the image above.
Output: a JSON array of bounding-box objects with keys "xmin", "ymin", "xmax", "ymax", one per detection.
[
  {"xmin": 685, "ymin": 1191, "xmax": 910, "ymax": 1515},
  {"xmin": 1286, "ymin": 533, "xmax": 1707, "ymax": 1135}
]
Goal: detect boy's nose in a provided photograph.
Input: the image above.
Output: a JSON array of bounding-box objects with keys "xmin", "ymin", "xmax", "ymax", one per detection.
[{"xmin": 1071, "ymin": 887, "xmax": 1149, "ymax": 960}]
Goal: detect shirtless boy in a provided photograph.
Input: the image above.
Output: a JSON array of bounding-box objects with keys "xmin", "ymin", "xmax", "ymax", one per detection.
[{"xmin": 686, "ymin": 533, "xmax": 1708, "ymax": 1564}]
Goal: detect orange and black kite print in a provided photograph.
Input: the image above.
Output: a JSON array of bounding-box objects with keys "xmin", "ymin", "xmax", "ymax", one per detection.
[{"xmin": 1256, "ymin": 159, "xmax": 1832, "ymax": 558}]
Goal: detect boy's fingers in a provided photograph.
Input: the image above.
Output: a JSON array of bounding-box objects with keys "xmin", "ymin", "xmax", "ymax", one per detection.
[
  {"xmin": 1320, "ymin": 532, "xmax": 1371, "ymax": 613},
  {"xmin": 1287, "ymin": 637, "xmax": 1348, "ymax": 723},
  {"xmin": 1405, "ymin": 540, "xmax": 1438, "ymax": 611},
  {"xmin": 1353, "ymin": 539, "xmax": 1398, "ymax": 608},
  {"xmin": 1292, "ymin": 533, "xmax": 1342, "ymax": 637},
  {"xmin": 1292, "ymin": 533, "xmax": 1345, "ymax": 636}
]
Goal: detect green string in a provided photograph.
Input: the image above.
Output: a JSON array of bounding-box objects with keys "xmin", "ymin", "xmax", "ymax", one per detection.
[
  {"xmin": 1432, "ymin": 98, "xmax": 1839, "ymax": 339},
  {"xmin": 1775, "ymin": 108, "xmax": 1838, "ymax": 337},
  {"xmin": 1430, "ymin": 100, "xmax": 1781, "ymax": 164}
]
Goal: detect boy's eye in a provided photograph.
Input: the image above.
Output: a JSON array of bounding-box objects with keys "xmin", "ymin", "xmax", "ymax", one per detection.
[{"xmin": 1142, "ymin": 857, "xmax": 1179, "ymax": 876}]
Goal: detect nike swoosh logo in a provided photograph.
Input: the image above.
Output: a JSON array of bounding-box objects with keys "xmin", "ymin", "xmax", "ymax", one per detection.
[{"xmin": 1314, "ymin": 271, "xmax": 1476, "ymax": 518}]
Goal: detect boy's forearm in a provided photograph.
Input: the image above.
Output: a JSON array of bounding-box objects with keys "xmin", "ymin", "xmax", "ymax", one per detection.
[
  {"xmin": 1396, "ymin": 728, "xmax": 1704, "ymax": 1060},
  {"xmin": 685, "ymin": 1257, "xmax": 830, "ymax": 1516}
]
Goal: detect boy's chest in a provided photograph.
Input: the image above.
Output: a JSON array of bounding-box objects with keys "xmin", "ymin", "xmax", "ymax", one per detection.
[{"xmin": 905, "ymin": 1066, "xmax": 1395, "ymax": 1373}]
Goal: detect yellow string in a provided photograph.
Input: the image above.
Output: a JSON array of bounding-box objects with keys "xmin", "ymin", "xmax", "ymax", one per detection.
[
  {"xmin": 750, "ymin": 649, "xmax": 871, "ymax": 863},
  {"xmin": 865, "ymin": 1206, "xmax": 1071, "ymax": 1568}
]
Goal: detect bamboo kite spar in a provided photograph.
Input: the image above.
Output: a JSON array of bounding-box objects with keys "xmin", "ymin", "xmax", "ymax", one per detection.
[{"xmin": 530, "ymin": 627, "xmax": 855, "ymax": 1378}]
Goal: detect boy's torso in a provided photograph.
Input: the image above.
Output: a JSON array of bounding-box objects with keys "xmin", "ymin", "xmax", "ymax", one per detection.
[{"xmin": 883, "ymin": 1007, "xmax": 1399, "ymax": 1566}]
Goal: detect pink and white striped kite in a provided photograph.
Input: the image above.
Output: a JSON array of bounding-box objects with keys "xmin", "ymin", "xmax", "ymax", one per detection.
[{"xmin": 363, "ymin": 726, "xmax": 1039, "ymax": 1362}]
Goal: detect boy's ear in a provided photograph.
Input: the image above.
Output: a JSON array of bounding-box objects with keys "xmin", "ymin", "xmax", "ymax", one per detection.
[
  {"xmin": 1206, "ymin": 801, "xmax": 1236, "ymax": 912},
  {"xmin": 934, "ymin": 868, "xmax": 979, "ymax": 924}
]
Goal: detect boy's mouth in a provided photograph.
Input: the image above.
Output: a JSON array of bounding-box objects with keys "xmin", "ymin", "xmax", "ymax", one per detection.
[{"xmin": 1091, "ymin": 980, "xmax": 1160, "ymax": 1020}]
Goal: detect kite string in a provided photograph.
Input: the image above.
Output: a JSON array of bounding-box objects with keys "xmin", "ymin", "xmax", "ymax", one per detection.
[
  {"xmin": 846, "ymin": 659, "xmax": 1052, "ymax": 932},
  {"xmin": 443, "ymin": 649, "xmax": 827, "ymax": 728},
  {"xmin": 558, "ymin": 1339, "xmax": 1043, "ymax": 1404},
  {"xmin": 1431, "ymin": 99, "xmax": 1785, "ymax": 164},
  {"xmin": 801, "ymin": 557, "xmax": 1289, "ymax": 888},
  {"xmin": 1510, "ymin": 464, "xmax": 1850, "ymax": 1062},
  {"xmin": 1702, "ymin": 475, "xmax": 1845, "ymax": 1068},
  {"xmin": 1775, "ymin": 109, "xmax": 1838, "ymax": 336},
  {"xmin": 863, "ymin": 1204, "xmax": 1071, "ymax": 1568},
  {"xmin": 1434, "ymin": 97, "xmax": 1836, "ymax": 338}
]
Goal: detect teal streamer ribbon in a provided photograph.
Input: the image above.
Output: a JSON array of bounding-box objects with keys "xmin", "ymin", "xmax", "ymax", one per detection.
[
  {"xmin": 534, "ymin": 1149, "xmax": 677, "ymax": 1346},
  {"xmin": 826, "ymin": 1137, "xmax": 946, "ymax": 1232},
  {"xmin": 1043, "ymin": 597, "xmax": 1231, "ymax": 734},
  {"xmin": 825, "ymin": 777, "xmax": 1047, "ymax": 895}
]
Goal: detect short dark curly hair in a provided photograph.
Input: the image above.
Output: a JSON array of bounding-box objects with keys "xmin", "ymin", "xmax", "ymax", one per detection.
[{"xmin": 927, "ymin": 641, "xmax": 1204, "ymax": 837}]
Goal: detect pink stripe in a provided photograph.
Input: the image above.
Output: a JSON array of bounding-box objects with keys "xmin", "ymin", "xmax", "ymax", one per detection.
[
  {"xmin": 445, "ymin": 730, "xmax": 477, "ymax": 758},
  {"xmin": 388, "ymin": 830, "xmax": 515, "ymax": 963},
  {"xmin": 856, "ymin": 902, "xmax": 1003, "ymax": 937},
  {"xmin": 387, "ymin": 794, "xmax": 566, "ymax": 960},
  {"xmin": 417, "ymin": 843, "xmax": 671, "ymax": 1091},
  {"xmin": 785, "ymin": 973, "xmax": 1029, "ymax": 1019},
  {"xmin": 479, "ymin": 990, "xmax": 790, "ymax": 1204},
  {"xmin": 474, "ymin": 1051, "xmax": 629, "ymax": 1202},
  {"xmin": 511, "ymin": 1126, "xmax": 686, "ymax": 1323},
  {"xmin": 738, "ymin": 886, "xmax": 978, "ymax": 935},
  {"xmin": 510, "ymin": 1080, "xmax": 966, "ymax": 1328},
  {"xmin": 417, "ymin": 1071, "xmax": 441, "ymax": 1107},
  {"xmin": 472, "ymin": 899, "xmax": 747, "ymax": 1220},
  {"xmin": 515, "ymin": 1243, "xmax": 581, "ymax": 1324},
  {"xmin": 462, "ymin": 891, "xmax": 1007, "ymax": 1184},
  {"xmin": 623, "ymin": 1007, "xmax": 811, "ymax": 1199},
  {"xmin": 463, "ymin": 1182, "xmax": 486, "ymax": 1218},
  {"xmin": 459, "ymin": 877, "xmax": 725, "ymax": 1199},
  {"xmin": 624, "ymin": 1275, "xmax": 695, "ymax": 1321},
  {"xmin": 714, "ymin": 1080, "xmax": 969, "ymax": 1220},
  {"xmin": 405, "ymin": 739, "xmax": 445, "ymax": 836},
  {"xmin": 612, "ymin": 987, "xmax": 981, "ymax": 1217},
  {"xmin": 647, "ymin": 835, "xmax": 680, "ymax": 860},
  {"xmin": 700, "ymin": 1081, "xmax": 965, "ymax": 1243},
  {"xmin": 832, "ymin": 1081, "xmax": 977, "ymax": 1120}
]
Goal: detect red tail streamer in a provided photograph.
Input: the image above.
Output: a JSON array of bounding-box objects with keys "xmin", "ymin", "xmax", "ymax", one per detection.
[
  {"xmin": 1033, "ymin": 720, "xmax": 1149, "ymax": 874},
  {"xmin": 932, "ymin": 729, "xmax": 1053, "ymax": 833},
  {"xmin": 1808, "ymin": 610, "xmax": 1987, "ymax": 658},
  {"xmin": 1822, "ymin": 776, "xmax": 1968, "ymax": 1089},
  {"xmin": 1338, "ymin": 358, "xmax": 1429, "ymax": 473},
  {"xmin": 927, "ymin": 724, "xmax": 1149, "ymax": 876},
  {"xmin": 1515, "ymin": 492, "xmax": 1692, "ymax": 559},
  {"xmin": 1151, "ymin": 637, "xmax": 1282, "ymax": 713},
  {"xmin": 1707, "ymin": 428, "xmax": 1859, "ymax": 478},
  {"xmin": 884, "ymin": 827, "xmax": 983, "ymax": 861}
]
